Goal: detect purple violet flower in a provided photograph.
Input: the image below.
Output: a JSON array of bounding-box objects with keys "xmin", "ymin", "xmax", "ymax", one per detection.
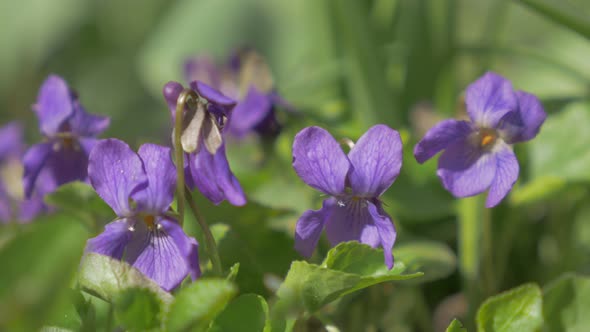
[
  {"xmin": 163, "ymin": 80, "xmax": 246, "ymax": 206},
  {"xmin": 292, "ymin": 125, "xmax": 402, "ymax": 269},
  {"xmin": 184, "ymin": 49, "xmax": 292, "ymax": 139},
  {"xmin": 23, "ymin": 75, "xmax": 110, "ymax": 199},
  {"xmin": 0, "ymin": 122, "xmax": 48, "ymax": 223},
  {"xmin": 414, "ymin": 72, "xmax": 546, "ymax": 208},
  {"xmin": 85, "ymin": 139, "xmax": 200, "ymax": 291}
]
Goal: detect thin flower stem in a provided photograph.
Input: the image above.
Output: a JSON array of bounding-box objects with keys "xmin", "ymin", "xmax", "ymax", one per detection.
[
  {"xmin": 481, "ymin": 206, "xmax": 495, "ymax": 296},
  {"xmin": 173, "ymin": 88, "xmax": 197, "ymax": 226},
  {"xmin": 457, "ymin": 195, "xmax": 484, "ymax": 329},
  {"xmin": 184, "ymin": 186, "xmax": 223, "ymax": 276}
]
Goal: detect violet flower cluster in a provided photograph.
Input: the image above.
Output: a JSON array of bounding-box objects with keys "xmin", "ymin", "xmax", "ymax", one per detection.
[
  {"xmin": 414, "ymin": 72, "xmax": 546, "ymax": 207},
  {"xmin": 3, "ymin": 66, "xmax": 544, "ymax": 291}
]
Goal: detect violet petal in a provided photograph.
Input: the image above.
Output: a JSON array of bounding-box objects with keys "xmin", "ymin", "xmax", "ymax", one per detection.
[
  {"xmin": 294, "ymin": 199, "xmax": 332, "ymax": 258},
  {"xmin": 465, "ymin": 72, "xmax": 517, "ymax": 128},
  {"xmin": 23, "ymin": 142, "xmax": 53, "ymax": 198},
  {"xmin": 486, "ymin": 145, "xmax": 519, "ymax": 208},
  {"xmin": 133, "ymin": 144, "xmax": 176, "ymax": 213},
  {"xmin": 292, "ymin": 126, "xmax": 350, "ymax": 196},
  {"xmin": 85, "ymin": 219, "xmax": 132, "ymax": 259},
  {"xmin": 367, "ymin": 201, "xmax": 396, "ymax": 269},
  {"xmin": 69, "ymin": 104, "xmax": 110, "ymax": 137},
  {"xmin": 414, "ymin": 119, "xmax": 473, "ymax": 164},
  {"xmin": 437, "ymin": 138, "xmax": 497, "ymax": 198},
  {"xmin": 498, "ymin": 91, "xmax": 546, "ymax": 144},
  {"xmin": 35, "ymin": 75, "xmax": 74, "ymax": 136},
  {"xmin": 348, "ymin": 125, "xmax": 403, "ymax": 196},
  {"xmin": 184, "ymin": 56, "xmax": 220, "ymax": 88},
  {"xmin": 0, "ymin": 122, "xmax": 23, "ymax": 159},
  {"xmin": 188, "ymin": 144, "xmax": 246, "ymax": 206},
  {"xmin": 324, "ymin": 197, "xmax": 381, "ymax": 248},
  {"xmin": 88, "ymin": 139, "xmax": 148, "ymax": 217},
  {"xmin": 227, "ymin": 86, "xmax": 272, "ymax": 138},
  {"xmin": 125, "ymin": 218, "xmax": 192, "ymax": 291}
]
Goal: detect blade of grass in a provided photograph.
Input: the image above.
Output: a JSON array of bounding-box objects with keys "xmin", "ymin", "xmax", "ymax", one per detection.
[{"xmin": 515, "ymin": 0, "xmax": 590, "ymax": 39}]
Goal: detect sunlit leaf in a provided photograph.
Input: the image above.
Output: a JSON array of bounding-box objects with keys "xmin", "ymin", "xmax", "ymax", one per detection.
[
  {"xmin": 476, "ymin": 283, "xmax": 543, "ymax": 332},
  {"xmin": 276, "ymin": 242, "xmax": 425, "ymax": 313},
  {"xmin": 165, "ymin": 278, "xmax": 237, "ymax": 332},
  {"xmin": 113, "ymin": 288, "xmax": 163, "ymax": 331},
  {"xmin": 446, "ymin": 318, "xmax": 467, "ymax": 332},
  {"xmin": 78, "ymin": 253, "xmax": 172, "ymax": 305}
]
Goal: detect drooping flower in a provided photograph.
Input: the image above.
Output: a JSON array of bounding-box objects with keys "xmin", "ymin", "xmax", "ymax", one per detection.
[
  {"xmin": 184, "ymin": 49, "xmax": 292, "ymax": 139},
  {"xmin": 414, "ymin": 71, "xmax": 546, "ymax": 207},
  {"xmin": 163, "ymin": 80, "xmax": 246, "ymax": 206},
  {"xmin": 292, "ymin": 125, "xmax": 402, "ymax": 268},
  {"xmin": 23, "ymin": 75, "xmax": 110, "ymax": 199},
  {"xmin": 85, "ymin": 139, "xmax": 200, "ymax": 291},
  {"xmin": 0, "ymin": 122, "xmax": 48, "ymax": 223}
]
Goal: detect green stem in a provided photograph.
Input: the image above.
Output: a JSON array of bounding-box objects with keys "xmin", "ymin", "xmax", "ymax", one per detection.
[
  {"xmin": 174, "ymin": 89, "xmax": 197, "ymax": 225},
  {"xmin": 184, "ymin": 186, "xmax": 223, "ymax": 276},
  {"xmin": 457, "ymin": 195, "xmax": 485, "ymax": 327},
  {"xmin": 481, "ymin": 206, "xmax": 495, "ymax": 296}
]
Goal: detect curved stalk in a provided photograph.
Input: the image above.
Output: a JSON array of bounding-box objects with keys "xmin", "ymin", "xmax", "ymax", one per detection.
[{"xmin": 184, "ymin": 186, "xmax": 223, "ymax": 276}]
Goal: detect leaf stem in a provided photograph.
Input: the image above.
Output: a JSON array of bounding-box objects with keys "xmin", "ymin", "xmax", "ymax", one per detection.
[{"xmin": 184, "ymin": 186, "xmax": 223, "ymax": 276}]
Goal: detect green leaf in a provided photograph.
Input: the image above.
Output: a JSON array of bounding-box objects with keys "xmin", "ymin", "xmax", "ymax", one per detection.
[
  {"xmin": 543, "ymin": 273, "xmax": 590, "ymax": 332},
  {"xmin": 276, "ymin": 242, "xmax": 427, "ymax": 313},
  {"xmin": 164, "ymin": 278, "xmax": 237, "ymax": 332},
  {"xmin": 78, "ymin": 253, "xmax": 172, "ymax": 305},
  {"xmin": 446, "ymin": 319, "xmax": 467, "ymax": 332},
  {"xmin": 44, "ymin": 182, "xmax": 113, "ymax": 231},
  {"xmin": 476, "ymin": 283, "xmax": 543, "ymax": 332},
  {"xmin": 323, "ymin": 241, "xmax": 454, "ymax": 287},
  {"xmin": 276, "ymin": 261, "xmax": 360, "ymax": 313},
  {"xmin": 113, "ymin": 288, "xmax": 163, "ymax": 331},
  {"xmin": 516, "ymin": 0, "xmax": 590, "ymax": 39},
  {"xmin": 210, "ymin": 294, "xmax": 270, "ymax": 332},
  {"xmin": 0, "ymin": 215, "xmax": 88, "ymax": 331}
]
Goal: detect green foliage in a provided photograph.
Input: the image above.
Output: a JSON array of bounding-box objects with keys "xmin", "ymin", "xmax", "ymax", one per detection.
[
  {"xmin": 446, "ymin": 319, "xmax": 467, "ymax": 332},
  {"xmin": 0, "ymin": 215, "xmax": 88, "ymax": 332},
  {"xmin": 210, "ymin": 294, "xmax": 270, "ymax": 332},
  {"xmin": 44, "ymin": 182, "xmax": 113, "ymax": 231},
  {"xmin": 543, "ymin": 273, "xmax": 590, "ymax": 332},
  {"xmin": 165, "ymin": 278, "xmax": 237, "ymax": 332},
  {"xmin": 514, "ymin": 102, "xmax": 590, "ymax": 205},
  {"xmin": 276, "ymin": 242, "xmax": 426, "ymax": 313},
  {"xmin": 113, "ymin": 288, "xmax": 164, "ymax": 331},
  {"xmin": 516, "ymin": 0, "xmax": 590, "ymax": 39},
  {"xmin": 78, "ymin": 253, "xmax": 173, "ymax": 304},
  {"xmin": 476, "ymin": 283, "xmax": 543, "ymax": 332},
  {"xmin": 187, "ymin": 192, "xmax": 297, "ymax": 295}
]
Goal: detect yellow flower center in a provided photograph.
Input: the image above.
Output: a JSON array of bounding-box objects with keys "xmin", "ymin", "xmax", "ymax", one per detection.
[
  {"xmin": 143, "ymin": 215, "xmax": 156, "ymax": 230},
  {"xmin": 479, "ymin": 129, "xmax": 497, "ymax": 148}
]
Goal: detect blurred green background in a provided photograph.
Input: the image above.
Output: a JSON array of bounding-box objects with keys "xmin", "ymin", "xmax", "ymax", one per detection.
[{"xmin": 1, "ymin": 0, "xmax": 590, "ymax": 331}]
